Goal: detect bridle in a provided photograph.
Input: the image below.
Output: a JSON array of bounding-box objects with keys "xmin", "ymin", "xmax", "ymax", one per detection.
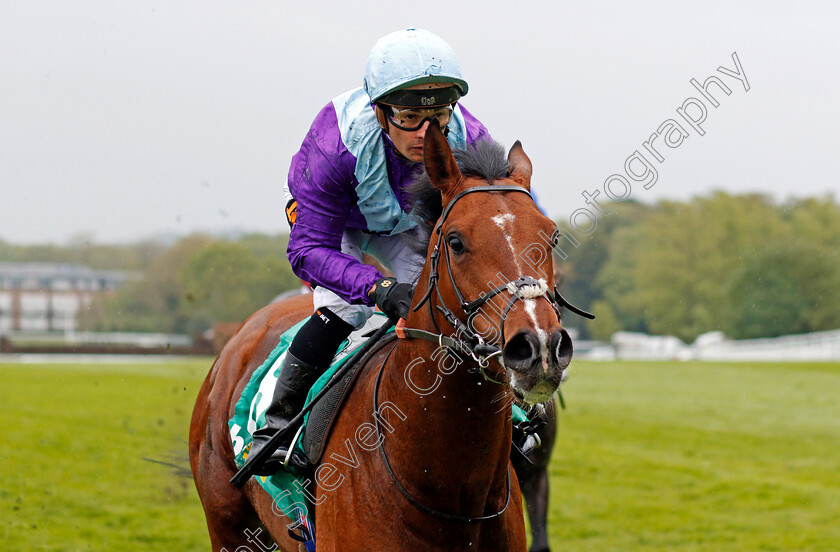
[{"xmin": 401, "ymin": 183, "xmax": 594, "ymax": 380}]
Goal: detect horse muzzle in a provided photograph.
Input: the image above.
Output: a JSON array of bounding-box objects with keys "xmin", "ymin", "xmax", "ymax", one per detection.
[{"xmin": 503, "ymin": 328, "xmax": 572, "ymax": 404}]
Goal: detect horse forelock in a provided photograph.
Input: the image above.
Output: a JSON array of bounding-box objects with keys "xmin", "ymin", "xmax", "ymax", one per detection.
[
  {"xmin": 408, "ymin": 139, "xmax": 512, "ymax": 224},
  {"xmin": 455, "ymin": 139, "xmax": 510, "ymax": 183}
]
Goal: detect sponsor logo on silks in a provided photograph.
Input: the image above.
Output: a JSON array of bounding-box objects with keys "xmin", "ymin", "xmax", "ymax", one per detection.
[{"xmin": 285, "ymin": 199, "xmax": 298, "ymax": 226}]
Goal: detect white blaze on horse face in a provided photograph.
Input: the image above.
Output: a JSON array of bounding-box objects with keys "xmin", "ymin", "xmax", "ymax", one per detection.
[
  {"xmin": 491, "ymin": 213, "xmax": 521, "ymax": 272},
  {"xmin": 493, "ymin": 212, "xmax": 550, "ymax": 371},
  {"xmin": 492, "ymin": 213, "xmax": 515, "ymax": 227},
  {"xmin": 524, "ymin": 299, "xmax": 550, "ymax": 373}
]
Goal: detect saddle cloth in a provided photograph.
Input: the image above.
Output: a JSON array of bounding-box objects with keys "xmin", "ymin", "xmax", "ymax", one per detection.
[{"xmin": 228, "ymin": 313, "xmax": 393, "ymax": 517}]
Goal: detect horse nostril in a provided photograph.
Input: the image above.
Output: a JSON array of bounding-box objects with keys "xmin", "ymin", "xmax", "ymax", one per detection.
[
  {"xmin": 503, "ymin": 331, "xmax": 539, "ymax": 372},
  {"xmin": 551, "ymin": 329, "xmax": 573, "ymax": 369}
]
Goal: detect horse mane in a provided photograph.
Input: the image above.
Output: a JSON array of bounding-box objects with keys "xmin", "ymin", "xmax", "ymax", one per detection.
[{"xmin": 408, "ymin": 139, "xmax": 510, "ymax": 224}]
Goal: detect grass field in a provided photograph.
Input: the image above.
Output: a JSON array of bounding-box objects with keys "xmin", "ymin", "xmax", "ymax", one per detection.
[
  {"xmin": 1, "ymin": 358, "xmax": 838, "ymax": 551},
  {"xmin": 0, "ymin": 359, "xmax": 212, "ymax": 551}
]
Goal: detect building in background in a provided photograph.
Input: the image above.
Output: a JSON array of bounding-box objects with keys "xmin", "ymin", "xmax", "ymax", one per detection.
[{"xmin": 0, "ymin": 263, "xmax": 128, "ymax": 333}]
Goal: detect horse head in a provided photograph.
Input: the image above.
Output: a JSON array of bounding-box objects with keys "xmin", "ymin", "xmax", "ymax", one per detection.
[{"xmin": 412, "ymin": 121, "xmax": 573, "ymax": 406}]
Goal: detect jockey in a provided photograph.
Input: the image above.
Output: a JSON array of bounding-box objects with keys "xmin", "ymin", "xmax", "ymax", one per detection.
[{"xmin": 249, "ymin": 28, "xmax": 491, "ymax": 474}]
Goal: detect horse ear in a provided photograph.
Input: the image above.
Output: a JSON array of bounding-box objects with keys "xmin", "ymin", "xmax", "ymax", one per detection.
[
  {"xmin": 423, "ymin": 119, "xmax": 463, "ymax": 198},
  {"xmin": 508, "ymin": 140, "xmax": 532, "ymax": 191}
]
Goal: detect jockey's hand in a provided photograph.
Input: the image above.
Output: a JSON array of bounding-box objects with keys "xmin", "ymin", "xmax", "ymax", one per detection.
[{"xmin": 369, "ymin": 277, "xmax": 414, "ymax": 321}]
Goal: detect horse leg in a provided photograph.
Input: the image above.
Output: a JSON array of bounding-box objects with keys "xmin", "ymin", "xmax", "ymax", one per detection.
[
  {"xmin": 521, "ymin": 466, "xmax": 551, "ymax": 552},
  {"xmin": 192, "ymin": 441, "xmax": 269, "ymax": 551},
  {"xmin": 191, "ymin": 375, "xmax": 284, "ymax": 551},
  {"xmin": 514, "ymin": 400, "xmax": 558, "ymax": 552},
  {"xmin": 193, "ymin": 445, "xmax": 305, "ymax": 551}
]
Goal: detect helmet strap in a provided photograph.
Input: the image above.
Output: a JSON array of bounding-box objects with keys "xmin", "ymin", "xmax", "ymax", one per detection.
[{"xmin": 374, "ymin": 105, "xmax": 391, "ymax": 135}]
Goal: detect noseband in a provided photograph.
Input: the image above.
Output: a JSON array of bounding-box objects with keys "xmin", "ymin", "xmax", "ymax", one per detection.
[{"xmin": 406, "ymin": 184, "xmax": 593, "ymax": 376}]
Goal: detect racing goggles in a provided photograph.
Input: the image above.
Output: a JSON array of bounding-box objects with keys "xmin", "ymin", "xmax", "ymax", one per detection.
[{"xmin": 386, "ymin": 105, "xmax": 454, "ymax": 132}]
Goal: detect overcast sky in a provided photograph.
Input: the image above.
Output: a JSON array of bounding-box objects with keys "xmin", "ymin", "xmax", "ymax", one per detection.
[{"xmin": 1, "ymin": 1, "xmax": 837, "ymax": 244}]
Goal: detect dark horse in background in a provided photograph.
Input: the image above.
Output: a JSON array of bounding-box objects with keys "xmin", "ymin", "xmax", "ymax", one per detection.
[
  {"xmin": 514, "ymin": 401, "xmax": 558, "ymax": 552},
  {"xmin": 190, "ymin": 122, "xmax": 573, "ymax": 551}
]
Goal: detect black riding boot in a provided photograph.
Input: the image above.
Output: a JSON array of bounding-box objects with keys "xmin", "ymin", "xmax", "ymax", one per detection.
[
  {"xmin": 249, "ymin": 351, "xmax": 320, "ymax": 474},
  {"xmin": 248, "ymin": 308, "xmax": 353, "ymax": 476},
  {"xmin": 511, "ymin": 404, "xmax": 548, "ymax": 465}
]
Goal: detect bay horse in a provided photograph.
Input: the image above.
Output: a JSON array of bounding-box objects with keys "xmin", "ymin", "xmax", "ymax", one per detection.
[{"xmin": 189, "ymin": 121, "xmax": 573, "ymax": 551}]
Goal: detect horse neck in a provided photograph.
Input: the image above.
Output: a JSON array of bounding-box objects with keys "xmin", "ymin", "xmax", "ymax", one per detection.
[{"xmin": 381, "ymin": 298, "xmax": 513, "ymax": 499}]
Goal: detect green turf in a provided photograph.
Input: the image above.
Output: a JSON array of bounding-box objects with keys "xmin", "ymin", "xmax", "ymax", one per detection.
[
  {"xmin": 547, "ymin": 360, "xmax": 840, "ymax": 551},
  {"xmin": 0, "ymin": 359, "xmax": 213, "ymax": 551},
  {"xmin": 1, "ymin": 359, "xmax": 838, "ymax": 551}
]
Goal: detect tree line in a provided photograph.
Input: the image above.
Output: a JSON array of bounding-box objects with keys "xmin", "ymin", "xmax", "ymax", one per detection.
[
  {"xmin": 0, "ymin": 234, "xmax": 301, "ymax": 335},
  {"xmin": 560, "ymin": 192, "xmax": 840, "ymax": 342},
  {"xmin": 2, "ymin": 192, "xmax": 838, "ymax": 342}
]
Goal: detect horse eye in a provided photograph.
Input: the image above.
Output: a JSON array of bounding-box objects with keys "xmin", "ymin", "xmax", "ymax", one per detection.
[
  {"xmin": 447, "ymin": 234, "xmax": 465, "ymax": 254},
  {"xmin": 550, "ymin": 230, "xmax": 560, "ymax": 248}
]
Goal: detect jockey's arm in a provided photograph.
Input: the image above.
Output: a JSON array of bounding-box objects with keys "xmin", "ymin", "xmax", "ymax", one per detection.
[{"xmin": 286, "ymin": 104, "xmax": 382, "ymax": 306}]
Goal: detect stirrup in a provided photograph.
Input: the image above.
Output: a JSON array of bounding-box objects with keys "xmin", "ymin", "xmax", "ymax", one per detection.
[
  {"xmin": 251, "ymin": 427, "xmax": 310, "ymax": 474},
  {"xmin": 520, "ymin": 433, "xmax": 542, "ymax": 456},
  {"xmin": 251, "ymin": 446, "xmax": 309, "ymax": 474},
  {"xmin": 282, "ymin": 425, "xmax": 308, "ymax": 469},
  {"xmin": 510, "ymin": 411, "xmax": 545, "ymax": 465},
  {"xmin": 510, "ymin": 432, "xmax": 541, "ymax": 466}
]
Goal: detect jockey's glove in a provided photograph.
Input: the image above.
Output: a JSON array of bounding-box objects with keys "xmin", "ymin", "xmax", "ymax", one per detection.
[{"xmin": 369, "ymin": 277, "xmax": 414, "ymax": 321}]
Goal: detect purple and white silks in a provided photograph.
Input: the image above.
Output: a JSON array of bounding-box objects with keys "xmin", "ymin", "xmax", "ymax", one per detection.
[{"xmin": 286, "ymin": 87, "xmax": 490, "ymax": 306}]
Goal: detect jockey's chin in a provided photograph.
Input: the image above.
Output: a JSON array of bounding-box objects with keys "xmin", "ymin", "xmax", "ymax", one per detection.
[
  {"xmin": 389, "ymin": 124, "xmax": 429, "ymax": 163},
  {"xmin": 404, "ymin": 145, "xmax": 424, "ymax": 162}
]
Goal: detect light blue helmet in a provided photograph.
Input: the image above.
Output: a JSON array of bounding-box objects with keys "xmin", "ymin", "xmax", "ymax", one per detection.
[{"xmin": 363, "ymin": 28, "xmax": 469, "ymax": 104}]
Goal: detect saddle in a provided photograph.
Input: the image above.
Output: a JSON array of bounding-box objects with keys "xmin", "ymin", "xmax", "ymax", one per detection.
[
  {"xmin": 226, "ymin": 314, "xmax": 395, "ymax": 549},
  {"xmin": 228, "ymin": 313, "xmax": 395, "ymax": 470},
  {"xmin": 300, "ymin": 329, "xmax": 398, "ymax": 465}
]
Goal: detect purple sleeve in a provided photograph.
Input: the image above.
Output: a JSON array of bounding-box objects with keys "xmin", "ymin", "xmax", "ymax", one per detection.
[
  {"xmin": 458, "ymin": 104, "xmax": 492, "ymax": 145},
  {"xmin": 286, "ymin": 103, "xmax": 382, "ymax": 305}
]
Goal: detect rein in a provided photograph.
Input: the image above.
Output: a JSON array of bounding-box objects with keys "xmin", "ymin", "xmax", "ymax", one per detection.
[
  {"xmin": 372, "ymin": 342, "xmax": 513, "ymax": 523},
  {"xmin": 396, "ymin": 323, "xmax": 506, "ymax": 384}
]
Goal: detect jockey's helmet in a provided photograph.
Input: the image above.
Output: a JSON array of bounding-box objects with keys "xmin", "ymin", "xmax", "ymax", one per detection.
[{"xmin": 363, "ymin": 28, "xmax": 468, "ymax": 109}]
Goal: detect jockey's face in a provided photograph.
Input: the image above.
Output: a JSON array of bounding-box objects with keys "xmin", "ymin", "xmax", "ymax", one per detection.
[{"xmin": 388, "ymin": 119, "xmax": 432, "ymax": 163}]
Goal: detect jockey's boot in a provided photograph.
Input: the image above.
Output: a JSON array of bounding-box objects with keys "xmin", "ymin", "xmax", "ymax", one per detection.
[
  {"xmin": 248, "ymin": 308, "xmax": 354, "ymax": 476},
  {"xmin": 249, "ymin": 351, "xmax": 319, "ymax": 474},
  {"xmin": 510, "ymin": 403, "xmax": 547, "ymax": 465}
]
